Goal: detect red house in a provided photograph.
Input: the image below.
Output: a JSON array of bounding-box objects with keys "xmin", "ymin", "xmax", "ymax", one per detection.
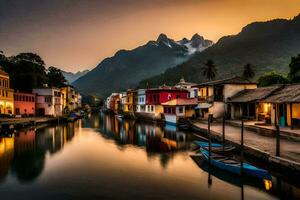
[
  {"xmin": 14, "ymin": 92, "xmax": 36, "ymax": 116},
  {"xmin": 145, "ymin": 86, "xmax": 189, "ymax": 118}
]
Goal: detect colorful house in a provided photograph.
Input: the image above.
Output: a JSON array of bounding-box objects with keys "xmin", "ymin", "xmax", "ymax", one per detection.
[
  {"xmin": 14, "ymin": 91, "xmax": 36, "ymax": 116},
  {"xmin": 33, "ymin": 87, "xmax": 63, "ymax": 116},
  {"xmin": 259, "ymin": 84, "xmax": 300, "ymax": 129},
  {"xmin": 136, "ymin": 89, "xmax": 146, "ymax": 112},
  {"xmin": 227, "ymin": 85, "xmax": 282, "ymax": 120},
  {"xmin": 123, "ymin": 90, "xmax": 135, "ymax": 113},
  {"xmin": 162, "ymin": 98, "xmax": 198, "ymax": 125},
  {"xmin": 193, "ymin": 76, "xmax": 257, "ymax": 119},
  {"xmin": 0, "ymin": 68, "xmax": 14, "ymax": 115},
  {"xmin": 228, "ymin": 84, "xmax": 300, "ymax": 129},
  {"xmin": 60, "ymin": 86, "xmax": 81, "ymax": 112},
  {"xmin": 145, "ymin": 86, "xmax": 189, "ymax": 119}
]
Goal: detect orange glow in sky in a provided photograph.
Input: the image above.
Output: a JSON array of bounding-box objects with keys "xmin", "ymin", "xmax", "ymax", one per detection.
[{"xmin": 0, "ymin": 0, "xmax": 299, "ymax": 71}]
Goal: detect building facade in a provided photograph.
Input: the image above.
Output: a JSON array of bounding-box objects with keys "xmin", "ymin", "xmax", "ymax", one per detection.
[
  {"xmin": 145, "ymin": 86, "xmax": 189, "ymax": 119},
  {"xmin": 14, "ymin": 91, "xmax": 36, "ymax": 116},
  {"xmin": 136, "ymin": 89, "xmax": 146, "ymax": 112},
  {"xmin": 193, "ymin": 76, "xmax": 257, "ymax": 119},
  {"xmin": 33, "ymin": 88, "xmax": 63, "ymax": 116},
  {"xmin": 162, "ymin": 98, "xmax": 198, "ymax": 124},
  {"xmin": 0, "ymin": 69, "xmax": 14, "ymax": 115}
]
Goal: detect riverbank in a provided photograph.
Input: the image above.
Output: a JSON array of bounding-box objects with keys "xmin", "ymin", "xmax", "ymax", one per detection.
[
  {"xmin": 190, "ymin": 120, "xmax": 300, "ymax": 184},
  {"xmin": 0, "ymin": 116, "xmax": 76, "ymax": 133}
]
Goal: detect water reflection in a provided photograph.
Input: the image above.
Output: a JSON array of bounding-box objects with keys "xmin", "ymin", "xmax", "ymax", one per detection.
[
  {"xmin": 0, "ymin": 114, "xmax": 299, "ymax": 200},
  {"xmin": 83, "ymin": 113, "xmax": 193, "ymax": 169},
  {"xmin": 0, "ymin": 122, "xmax": 78, "ymax": 183}
]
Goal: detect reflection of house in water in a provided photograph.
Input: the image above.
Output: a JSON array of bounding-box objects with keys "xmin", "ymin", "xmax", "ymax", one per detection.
[
  {"xmin": 12, "ymin": 129, "xmax": 46, "ymax": 182},
  {"xmin": 0, "ymin": 137, "xmax": 14, "ymax": 182}
]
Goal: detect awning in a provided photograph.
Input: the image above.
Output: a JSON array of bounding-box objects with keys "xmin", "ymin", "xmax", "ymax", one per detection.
[{"xmin": 195, "ymin": 103, "xmax": 212, "ymax": 109}]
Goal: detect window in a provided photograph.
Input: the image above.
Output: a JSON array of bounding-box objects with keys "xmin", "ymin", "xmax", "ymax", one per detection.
[
  {"xmin": 45, "ymin": 96, "xmax": 52, "ymax": 103},
  {"xmin": 6, "ymin": 91, "xmax": 8, "ymax": 97},
  {"xmin": 179, "ymin": 107, "xmax": 183, "ymax": 113},
  {"xmin": 151, "ymin": 105, "xmax": 154, "ymax": 112}
]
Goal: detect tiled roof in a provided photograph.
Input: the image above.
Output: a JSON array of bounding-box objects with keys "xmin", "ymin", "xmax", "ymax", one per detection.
[
  {"xmin": 260, "ymin": 84, "xmax": 300, "ymax": 103},
  {"xmin": 194, "ymin": 76, "xmax": 256, "ymax": 87},
  {"xmin": 227, "ymin": 85, "xmax": 282, "ymax": 103},
  {"xmin": 0, "ymin": 68, "xmax": 9, "ymax": 76},
  {"xmin": 162, "ymin": 98, "xmax": 198, "ymax": 106}
]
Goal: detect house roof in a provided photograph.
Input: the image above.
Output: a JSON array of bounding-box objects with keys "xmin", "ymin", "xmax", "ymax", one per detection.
[
  {"xmin": 259, "ymin": 84, "xmax": 300, "ymax": 103},
  {"xmin": 227, "ymin": 85, "xmax": 282, "ymax": 103},
  {"xmin": 147, "ymin": 85, "xmax": 188, "ymax": 92},
  {"xmin": 0, "ymin": 68, "xmax": 9, "ymax": 77},
  {"xmin": 162, "ymin": 98, "xmax": 198, "ymax": 106},
  {"xmin": 193, "ymin": 76, "xmax": 256, "ymax": 87}
]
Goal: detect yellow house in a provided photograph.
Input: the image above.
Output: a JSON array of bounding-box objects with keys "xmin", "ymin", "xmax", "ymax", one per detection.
[
  {"xmin": 0, "ymin": 69, "xmax": 14, "ymax": 114},
  {"xmin": 124, "ymin": 90, "xmax": 135, "ymax": 113},
  {"xmin": 260, "ymin": 84, "xmax": 300, "ymax": 129},
  {"xmin": 60, "ymin": 87, "xmax": 67, "ymax": 112},
  {"xmin": 60, "ymin": 85, "xmax": 78, "ymax": 112}
]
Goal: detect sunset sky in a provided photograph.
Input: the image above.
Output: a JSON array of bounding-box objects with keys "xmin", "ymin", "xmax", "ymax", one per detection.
[{"xmin": 0, "ymin": 0, "xmax": 300, "ymax": 72}]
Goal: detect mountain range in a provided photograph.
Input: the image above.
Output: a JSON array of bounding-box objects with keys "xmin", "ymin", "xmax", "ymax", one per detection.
[
  {"xmin": 72, "ymin": 34, "xmax": 213, "ymax": 96},
  {"xmin": 62, "ymin": 70, "xmax": 89, "ymax": 83},
  {"xmin": 139, "ymin": 14, "xmax": 300, "ymax": 88}
]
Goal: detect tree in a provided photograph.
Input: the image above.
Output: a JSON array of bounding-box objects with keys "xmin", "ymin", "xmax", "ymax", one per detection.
[
  {"xmin": 47, "ymin": 66, "xmax": 67, "ymax": 88},
  {"xmin": 288, "ymin": 54, "xmax": 300, "ymax": 83},
  {"xmin": 4, "ymin": 53, "xmax": 48, "ymax": 91},
  {"xmin": 202, "ymin": 59, "xmax": 217, "ymax": 81},
  {"xmin": 257, "ymin": 71, "xmax": 289, "ymax": 87},
  {"xmin": 242, "ymin": 63, "xmax": 255, "ymax": 80}
]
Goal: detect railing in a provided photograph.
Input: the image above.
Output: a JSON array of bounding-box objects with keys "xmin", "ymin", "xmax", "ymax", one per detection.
[{"xmin": 198, "ymin": 95, "xmax": 224, "ymax": 102}]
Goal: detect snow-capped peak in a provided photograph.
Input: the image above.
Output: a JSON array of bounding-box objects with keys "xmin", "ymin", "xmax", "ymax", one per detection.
[{"xmin": 178, "ymin": 33, "xmax": 213, "ymax": 54}]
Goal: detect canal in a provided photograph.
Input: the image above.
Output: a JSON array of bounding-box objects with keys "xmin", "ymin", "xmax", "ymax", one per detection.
[{"xmin": 0, "ymin": 113, "xmax": 299, "ymax": 199}]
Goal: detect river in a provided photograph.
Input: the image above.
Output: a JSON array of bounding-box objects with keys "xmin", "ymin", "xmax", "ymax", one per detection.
[{"xmin": 0, "ymin": 113, "xmax": 299, "ymax": 199}]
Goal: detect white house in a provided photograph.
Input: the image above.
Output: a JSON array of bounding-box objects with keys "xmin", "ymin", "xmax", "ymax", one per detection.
[
  {"xmin": 33, "ymin": 87, "xmax": 63, "ymax": 116},
  {"xmin": 192, "ymin": 76, "xmax": 257, "ymax": 119},
  {"xmin": 136, "ymin": 89, "xmax": 146, "ymax": 112}
]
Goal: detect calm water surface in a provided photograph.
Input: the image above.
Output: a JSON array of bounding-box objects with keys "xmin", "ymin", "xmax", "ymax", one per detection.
[{"xmin": 0, "ymin": 113, "xmax": 299, "ymax": 200}]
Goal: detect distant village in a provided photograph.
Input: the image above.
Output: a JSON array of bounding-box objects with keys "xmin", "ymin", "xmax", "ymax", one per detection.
[
  {"xmin": 105, "ymin": 76, "xmax": 300, "ymax": 129},
  {"xmin": 0, "ymin": 68, "xmax": 82, "ymax": 117}
]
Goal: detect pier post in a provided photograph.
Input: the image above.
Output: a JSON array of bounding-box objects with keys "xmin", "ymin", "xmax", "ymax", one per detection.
[
  {"xmin": 208, "ymin": 114, "xmax": 213, "ymax": 166},
  {"xmin": 275, "ymin": 104, "xmax": 280, "ymax": 157},
  {"xmin": 276, "ymin": 124, "xmax": 280, "ymax": 157},
  {"xmin": 222, "ymin": 115, "xmax": 225, "ymax": 150},
  {"xmin": 290, "ymin": 103, "xmax": 293, "ymax": 130},
  {"xmin": 240, "ymin": 119, "xmax": 244, "ymax": 175}
]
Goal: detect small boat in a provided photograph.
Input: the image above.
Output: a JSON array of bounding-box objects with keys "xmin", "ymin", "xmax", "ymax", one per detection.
[
  {"xmin": 194, "ymin": 141, "xmax": 223, "ymax": 148},
  {"xmin": 191, "ymin": 155, "xmax": 273, "ymax": 191},
  {"xmin": 199, "ymin": 148, "xmax": 272, "ymax": 180},
  {"xmin": 194, "ymin": 141, "xmax": 236, "ymax": 155}
]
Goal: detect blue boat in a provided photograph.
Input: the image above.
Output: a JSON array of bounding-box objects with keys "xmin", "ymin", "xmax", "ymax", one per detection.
[
  {"xmin": 194, "ymin": 141, "xmax": 223, "ymax": 148},
  {"xmin": 200, "ymin": 148, "xmax": 272, "ymax": 180},
  {"xmin": 194, "ymin": 141, "xmax": 236, "ymax": 155}
]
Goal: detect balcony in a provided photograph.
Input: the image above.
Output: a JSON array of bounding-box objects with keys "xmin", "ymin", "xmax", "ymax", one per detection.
[{"xmin": 198, "ymin": 95, "xmax": 224, "ymax": 103}]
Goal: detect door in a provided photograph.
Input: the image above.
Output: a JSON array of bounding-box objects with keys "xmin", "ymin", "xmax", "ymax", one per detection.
[{"xmin": 279, "ymin": 104, "xmax": 287, "ymax": 127}]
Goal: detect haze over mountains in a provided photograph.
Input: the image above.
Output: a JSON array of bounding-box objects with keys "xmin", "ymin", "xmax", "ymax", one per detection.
[
  {"xmin": 73, "ymin": 34, "xmax": 213, "ymax": 96},
  {"xmin": 139, "ymin": 14, "xmax": 300, "ymax": 88},
  {"xmin": 62, "ymin": 70, "xmax": 89, "ymax": 83}
]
